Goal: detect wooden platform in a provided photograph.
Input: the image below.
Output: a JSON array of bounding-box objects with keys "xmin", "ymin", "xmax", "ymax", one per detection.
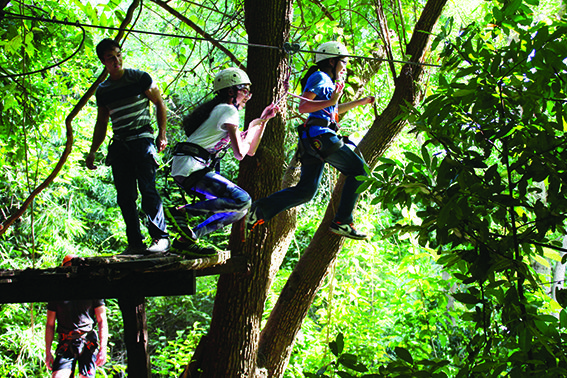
[
  {"xmin": 0, "ymin": 251, "xmax": 248, "ymax": 377},
  {"xmin": 0, "ymin": 251, "xmax": 247, "ymax": 303}
]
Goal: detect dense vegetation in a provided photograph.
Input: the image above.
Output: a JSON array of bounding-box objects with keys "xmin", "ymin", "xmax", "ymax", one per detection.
[{"xmin": 1, "ymin": 0, "xmax": 566, "ymax": 376}]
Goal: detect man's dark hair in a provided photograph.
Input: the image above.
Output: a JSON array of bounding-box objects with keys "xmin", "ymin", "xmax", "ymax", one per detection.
[{"xmin": 96, "ymin": 38, "xmax": 121, "ymax": 62}]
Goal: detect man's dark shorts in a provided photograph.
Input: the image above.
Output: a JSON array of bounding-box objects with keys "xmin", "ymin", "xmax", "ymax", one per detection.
[{"xmin": 52, "ymin": 334, "xmax": 98, "ymax": 378}]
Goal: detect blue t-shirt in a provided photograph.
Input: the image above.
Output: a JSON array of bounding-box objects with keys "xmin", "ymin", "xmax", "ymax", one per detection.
[{"xmin": 302, "ymin": 71, "xmax": 337, "ymax": 138}]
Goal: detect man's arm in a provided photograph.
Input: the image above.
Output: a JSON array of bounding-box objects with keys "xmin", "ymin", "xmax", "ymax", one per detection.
[
  {"xmin": 145, "ymin": 84, "xmax": 168, "ymax": 152},
  {"xmin": 95, "ymin": 305, "xmax": 108, "ymax": 367},
  {"xmin": 85, "ymin": 106, "xmax": 110, "ymax": 170},
  {"xmin": 45, "ymin": 310, "xmax": 56, "ymax": 371}
]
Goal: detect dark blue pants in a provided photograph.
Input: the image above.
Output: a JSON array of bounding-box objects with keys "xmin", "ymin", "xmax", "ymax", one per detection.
[
  {"xmin": 109, "ymin": 138, "xmax": 168, "ymax": 247},
  {"xmin": 175, "ymin": 171, "xmax": 251, "ymax": 239},
  {"xmin": 254, "ymin": 139, "xmax": 367, "ymax": 224}
]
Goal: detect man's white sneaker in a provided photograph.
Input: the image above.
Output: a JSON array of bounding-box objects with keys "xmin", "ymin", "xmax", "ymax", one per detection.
[{"xmin": 146, "ymin": 238, "xmax": 171, "ymax": 254}]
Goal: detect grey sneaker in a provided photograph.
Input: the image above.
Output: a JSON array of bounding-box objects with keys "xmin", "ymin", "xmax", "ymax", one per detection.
[
  {"xmin": 329, "ymin": 221, "xmax": 367, "ymax": 240},
  {"xmin": 246, "ymin": 203, "xmax": 264, "ymax": 231},
  {"xmin": 165, "ymin": 207, "xmax": 197, "ymax": 241},
  {"xmin": 146, "ymin": 238, "xmax": 171, "ymax": 254},
  {"xmin": 171, "ymin": 239, "xmax": 217, "ymax": 259}
]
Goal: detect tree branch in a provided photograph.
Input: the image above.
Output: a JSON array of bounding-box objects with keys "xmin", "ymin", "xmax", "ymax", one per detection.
[
  {"xmin": 150, "ymin": 0, "xmax": 243, "ymax": 68},
  {"xmin": 257, "ymin": 1, "xmax": 448, "ymax": 375}
]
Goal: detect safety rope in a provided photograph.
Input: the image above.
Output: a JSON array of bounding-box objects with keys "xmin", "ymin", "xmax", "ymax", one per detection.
[
  {"xmin": 0, "ymin": 10, "xmax": 441, "ymax": 78},
  {"xmin": 0, "ymin": 22, "xmax": 86, "ymax": 78}
]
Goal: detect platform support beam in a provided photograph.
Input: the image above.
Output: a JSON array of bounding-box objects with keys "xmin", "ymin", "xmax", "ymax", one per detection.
[{"xmin": 119, "ymin": 296, "xmax": 150, "ymax": 378}]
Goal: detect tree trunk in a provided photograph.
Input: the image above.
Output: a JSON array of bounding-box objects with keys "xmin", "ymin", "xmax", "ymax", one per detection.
[
  {"xmin": 188, "ymin": 0, "xmax": 293, "ymax": 376},
  {"xmin": 257, "ymin": 0, "xmax": 448, "ymax": 375},
  {"xmin": 188, "ymin": 0, "xmax": 447, "ymax": 376},
  {"xmin": 119, "ymin": 296, "xmax": 150, "ymax": 378}
]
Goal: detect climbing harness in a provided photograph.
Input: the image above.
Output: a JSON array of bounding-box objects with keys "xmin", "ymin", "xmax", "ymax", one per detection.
[
  {"xmin": 172, "ymin": 140, "xmax": 229, "ymax": 190},
  {"xmin": 57, "ymin": 330, "xmax": 98, "ymax": 358},
  {"xmin": 298, "ymin": 124, "xmax": 344, "ymax": 162}
]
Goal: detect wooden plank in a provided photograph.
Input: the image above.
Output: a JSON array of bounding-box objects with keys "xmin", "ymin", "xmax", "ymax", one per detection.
[{"xmin": 0, "ymin": 251, "xmax": 244, "ymax": 304}]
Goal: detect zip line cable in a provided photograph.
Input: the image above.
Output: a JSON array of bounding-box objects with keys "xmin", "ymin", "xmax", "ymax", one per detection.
[
  {"xmin": 0, "ymin": 21, "xmax": 86, "ymax": 79},
  {"xmin": 0, "ymin": 10, "xmax": 440, "ymax": 79}
]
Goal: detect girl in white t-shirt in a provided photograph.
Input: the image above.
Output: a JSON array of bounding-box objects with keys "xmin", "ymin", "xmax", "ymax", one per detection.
[{"xmin": 167, "ymin": 68, "xmax": 277, "ymax": 255}]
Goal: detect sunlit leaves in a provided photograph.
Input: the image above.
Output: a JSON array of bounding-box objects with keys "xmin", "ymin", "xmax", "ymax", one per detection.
[{"xmin": 363, "ymin": 0, "xmax": 567, "ymax": 375}]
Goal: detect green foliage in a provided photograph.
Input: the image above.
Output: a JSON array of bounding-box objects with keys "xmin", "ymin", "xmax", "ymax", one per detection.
[
  {"xmin": 304, "ymin": 332, "xmax": 453, "ymax": 378},
  {"xmin": 304, "ymin": 333, "xmax": 371, "ymax": 378},
  {"xmin": 0, "ymin": 304, "xmax": 45, "ymax": 377},
  {"xmin": 2, "ymin": 0, "xmax": 566, "ymax": 376},
  {"xmin": 362, "ymin": 0, "xmax": 567, "ymax": 376},
  {"xmin": 294, "ymin": 207, "xmax": 467, "ymax": 377},
  {"xmin": 151, "ymin": 324, "xmax": 206, "ymax": 377}
]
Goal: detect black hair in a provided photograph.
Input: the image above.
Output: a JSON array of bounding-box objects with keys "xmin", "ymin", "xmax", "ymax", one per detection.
[
  {"xmin": 183, "ymin": 88, "xmax": 234, "ymax": 137},
  {"xmin": 299, "ymin": 58, "xmax": 339, "ymax": 91},
  {"xmin": 96, "ymin": 38, "xmax": 121, "ymax": 62}
]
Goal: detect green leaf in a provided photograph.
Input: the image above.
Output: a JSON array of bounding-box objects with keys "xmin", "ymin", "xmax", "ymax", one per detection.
[
  {"xmin": 337, "ymin": 371, "xmax": 355, "ymax": 378},
  {"xmin": 560, "ymin": 309, "xmax": 567, "ymax": 328},
  {"xmin": 329, "ymin": 333, "xmax": 344, "ymax": 357},
  {"xmin": 394, "ymin": 346, "xmax": 413, "ymax": 364},
  {"xmin": 404, "ymin": 151, "xmax": 424, "ymax": 165},
  {"xmin": 452, "ymin": 293, "xmax": 481, "ymax": 305},
  {"xmin": 338, "ymin": 353, "xmax": 368, "ymax": 372}
]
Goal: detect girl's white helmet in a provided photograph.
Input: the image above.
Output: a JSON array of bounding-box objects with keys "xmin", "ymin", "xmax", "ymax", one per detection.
[
  {"xmin": 213, "ymin": 68, "xmax": 251, "ymax": 92},
  {"xmin": 315, "ymin": 41, "xmax": 349, "ymax": 63}
]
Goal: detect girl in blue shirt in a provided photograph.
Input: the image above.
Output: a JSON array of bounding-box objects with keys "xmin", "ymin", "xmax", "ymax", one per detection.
[{"xmin": 248, "ymin": 41, "xmax": 374, "ymax": 240}]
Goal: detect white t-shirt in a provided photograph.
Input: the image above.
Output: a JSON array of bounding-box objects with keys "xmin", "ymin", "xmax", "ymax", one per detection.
[{"xmin": 171, "ymin": 103, "xmax": 240, "ymax": 178}]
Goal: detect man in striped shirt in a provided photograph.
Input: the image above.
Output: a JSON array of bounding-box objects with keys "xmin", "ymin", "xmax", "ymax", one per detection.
[{"xmin": 86, "ymin": 38, "xmax": 169, "ymax": 255}]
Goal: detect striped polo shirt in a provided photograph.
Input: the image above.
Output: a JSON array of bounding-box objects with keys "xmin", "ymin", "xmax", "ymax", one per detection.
[{"xmin": 96, "ymin": 69, "xmax": 154, "ymax": 141}]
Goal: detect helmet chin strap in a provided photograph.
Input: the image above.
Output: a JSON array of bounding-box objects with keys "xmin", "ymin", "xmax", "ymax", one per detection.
[
  {"xmin": 227, "ymin": 86, "xmax": 239, "ymax": 108},
  {"xmin": 329, "ymin": 59, "xmax": 338, "ymax": 82},
  {"xmin": 232, "ymin": 96, "xmax": 240, "ymax": 109}
]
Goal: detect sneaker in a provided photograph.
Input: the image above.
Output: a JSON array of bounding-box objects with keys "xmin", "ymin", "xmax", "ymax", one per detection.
[
  {"xmin": 120, "ymin": 245, "xmax": 148, "ymax": 255},
  {"xmin": 329, "ymin": 221, "xmax": 367, "ymax": 240},
  {"xmin": 165, "ymin": 207, "xmax": 197, "ymax": 241},
  {"xmin": 171, "ymin": 239, "xmax": 217, "ymax": 259},
  {"xmin": 146, "ymin": 238, "xmax": 171, "ymax": 254},
  {"xmin": 246, "ymin": 203, "xmax": 264, "ymax": 231}
]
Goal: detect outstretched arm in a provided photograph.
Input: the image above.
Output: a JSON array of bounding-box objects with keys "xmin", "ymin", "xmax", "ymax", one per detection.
[
  {"xmin": 145, "ymin": 84, "xmax": 168, "ymax": 152},
  {"xmin": 227, "ymin": 103, "xmax": 278, "ymax": 160},
  {"xmin": 298, "ymin": 82, "xmax": 346, "ymax": 114},
  {"xmin": 244, "ymin": 103, "xmax": 279, "ymax": 156},
  {"xmin": 338, "ymin": 96, "xmax": 375, "ymax": 114}
]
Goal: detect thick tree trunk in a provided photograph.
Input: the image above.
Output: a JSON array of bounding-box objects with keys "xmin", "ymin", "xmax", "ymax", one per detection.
[
  {"xmin": 257, "ymin": 0, "xmax": 448, "ymax": 376},
  {"xmin": 188, "ymin": 0, "xmax": 293, "ymax": 376}
]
